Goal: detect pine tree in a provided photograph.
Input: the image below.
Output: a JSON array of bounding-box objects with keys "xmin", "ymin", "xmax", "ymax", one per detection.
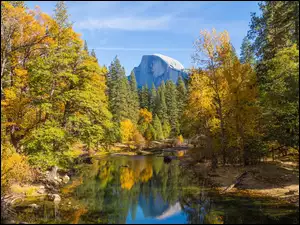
[
  {"xmin": 149, "ymin": 83, "xmax": 157, "ymax": 113},
  {"xmin": 153, "ymin": 115, "xmax": 164, "ymax": 140},
  {"xmin": 53, "ymin": 1, "xmax": 72, "ymax": 29},
  {"xmin": 248, "ymin": 1, "xmax": 299, "ymax": 150},
  {"xmin": 240, "ymin": 36, "xmax": 255, "ymax": 66},
  {"xmin": 91, "ymin": 49, "xmax": 98, "ymax": 62},
  {"xmin": 84, "ymin": 40, "xmax": 88, "ymax": 52},
  {"xmin": 140, "ymin": 84, "xmax": 149, "ymax": 109},
  {"xmin": 176, "ymin": 76, "xmax": 187, "ymax": 123},
  {"xmin": 157, "ymin": 81, "xmax": 168, "ymax": 123},
  {"xmin": 128, "ymin": 71, "xmax": 140, "ymax": 124},
  {"xmin": 165, "ymin": 80, "xmax": 179, "ymax": 136},
  {"xmin": 108, "ymin": 56, "xmax": 130, "ymax": 123},
  {"xmin": 162, "ymin": 121, "xmax": 171, "ymax": 139}
]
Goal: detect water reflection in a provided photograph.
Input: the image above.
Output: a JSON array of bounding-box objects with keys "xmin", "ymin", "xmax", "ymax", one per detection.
[{"xmin": 12, "ymin": 155, "xmax": 299, "ymax": 224}]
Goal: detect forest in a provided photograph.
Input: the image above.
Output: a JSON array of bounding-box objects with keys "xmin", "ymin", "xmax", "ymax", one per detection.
[{"xmin": 1, "ymin": 1, "xmax": 299, "ymax": 224}]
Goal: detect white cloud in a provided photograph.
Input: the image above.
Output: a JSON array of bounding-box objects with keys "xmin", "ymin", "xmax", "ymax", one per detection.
[{"xmin": 74, "ymin": 16, "xmax": 172, "ymax": 31}]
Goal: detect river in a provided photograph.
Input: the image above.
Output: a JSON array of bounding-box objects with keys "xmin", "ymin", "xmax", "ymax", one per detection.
[{"xmin": 11, "ymin": 154, "xmax": 299, "ymax": 224}]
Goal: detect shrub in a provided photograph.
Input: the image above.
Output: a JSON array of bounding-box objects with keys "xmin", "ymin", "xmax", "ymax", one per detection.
[
  {"xmin": 132, "ymin": 132, "xmax": 145, "ymax": 150},
  {"xmin": 1, "ymin": 144, "xmax": 32, "ymax": 194}
]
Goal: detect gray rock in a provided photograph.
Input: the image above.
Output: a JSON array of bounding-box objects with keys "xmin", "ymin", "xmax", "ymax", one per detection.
[
  {"xmin": 62, "ymin": 175, "xmax": 70, "ymax": 184},
  {"xmin": 48, "ymin": 194, "xmax": 61, "ymax": 203},
  {"xmin": 132, "ymin": 54, "xmax": 188, "ymax": 88},
  {"xmin": 37, "ymin": 188, "xmax": 45, "ymax": 194},
  {"xmin": 28, "ymin": 203, "xmax": 39, "ymax": 209}
]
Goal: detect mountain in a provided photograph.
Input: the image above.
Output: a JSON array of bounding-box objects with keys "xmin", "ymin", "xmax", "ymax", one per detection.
[{"xmin": 131, "ymin": 54, "xmax": 189, "ymax": 88}]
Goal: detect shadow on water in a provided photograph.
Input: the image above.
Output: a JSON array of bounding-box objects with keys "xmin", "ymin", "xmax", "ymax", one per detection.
[{"xmin": 10, "ymin": 155, "xmax": 299, "ymax": 224}]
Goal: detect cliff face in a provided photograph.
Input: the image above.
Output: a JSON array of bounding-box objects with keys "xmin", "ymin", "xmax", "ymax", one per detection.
[{"xmin": 132, "ymin": 54, "xmax": 188, "ymax": 88}]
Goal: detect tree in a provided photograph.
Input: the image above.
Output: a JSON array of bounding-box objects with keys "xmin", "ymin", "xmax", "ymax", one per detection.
[
  {"xmin": 1, "ymin": 2, "xmax": 53, "ymax": 149},
  {"xmin": 162, "ymin": 121, "xmax": 171, "ymax": 139},
  {"xmin": 138, "ymin": 108, "xmax": 152, "ymax": 137},
  {"xmin": 53, "ymin": 1, "xmax": 72, "ymax": 29},
  {"xmin": 156, "ymin": 81, "xmax": 168, "ymax": 123},
  {"xmin": 128, "ymin": 71, "xmax": 139, "ymax": 124},
  {"xmin": 149, "ymin": 83, "xmax": 157, "ymax": 113},
  {"xmin": 91, "ymin": 49, "xmax": 98, "ymax": 62},
  {"xmin": 240, "ymin": 36, "xmax": 255, "ymax": 66},
  {"xmin": 107, "ymin": 56, "xmax": 130, "ymax": 123},
  {"xmin": 1, "ymin": 1, "xmax": 113, "ymax": 169},
  {"xmin": 165, "ymin": 80, "xmax": 179, "ymax": 136},
  {"xmin": 139, "ymin": 84, "xmax": 149, "ymax": 109},
  {"xmin": 248, "ymin": 1, "xmax": 299, "ymax": 90},
  {"xmin": 120, "ymin": 119, "xmax": 136, "ymax": 143},
  {"xmin": 176, "ymin": 76, "xmax": 187, "ymax": 134},
  {"xmin": 153, "ymin": 115, "xmax": 164, "ymax": 140},
  {"xmin": 262, "ymin": 45, "xmax": 299, "ymax": 149},
  {"xmin": 84, "ymin": 40, "xmax": 88, "ymax": 52},
  {"xmin": 5, "ymin": 1, "xmax": 26, "ymax": 8},
  {"xmin": 247, "ymin": 1, "xmax": 299, "ymax": 153},
  {"xmin": 192, "ymin": 29, "xmax": 231, "ymax": 165}
]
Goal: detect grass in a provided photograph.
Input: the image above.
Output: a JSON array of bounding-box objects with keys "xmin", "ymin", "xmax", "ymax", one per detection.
[{"xmin": 10, "ymin": 184, "xmax": 39, "ymax": 196}]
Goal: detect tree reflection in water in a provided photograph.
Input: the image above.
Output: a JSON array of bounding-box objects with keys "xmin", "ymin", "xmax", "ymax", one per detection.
[{"xmin": 12, "ymin": 155, "xmax": 299, "ymax": 224}]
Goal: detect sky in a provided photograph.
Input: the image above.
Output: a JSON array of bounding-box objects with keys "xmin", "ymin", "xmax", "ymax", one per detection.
[{"xmin": 26, "ymin": 1, "xmax": 261, "ymax": 75}]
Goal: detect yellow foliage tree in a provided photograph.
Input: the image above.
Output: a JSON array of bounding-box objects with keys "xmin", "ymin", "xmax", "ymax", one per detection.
[
  {"xmin": 139, "ymin": 108, "xmax": 152, "ymax": 124},
  {"xmin": 120, "ymin": 119, "xmax": 136, "ymax": 143}
]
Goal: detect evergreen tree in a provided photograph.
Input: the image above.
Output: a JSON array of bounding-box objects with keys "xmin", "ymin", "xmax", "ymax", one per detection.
[
  {"xmin": 162, "ymin": 121, "xmax": 171, "ymax": 139},
  {"xmin": 53, "ymin": 1, "xmax": 72, "ymax": 29},
  {"xmin": 84, "ymin": 40, "xmax": 88, "ymax": 52},
  {"xmin": 149, "ymin": 83, "xmax": 157, "ymax": 113},
  {"xmin": 128, "ymin": 71, "xmax": 140, "ymax": 124},
  {"xmin": 176, "ymin": 76, "xmax": 187, "ymax": 120},
  {"xmin": 91, "ymin": 49, "xmax": 98, "ymax": 62},
  {"xmin": 240, "ymin": 36, "xmax": 255, "ymax": 66},
  {"xmin": 140, "ymin": 84, "xmax": 149, "ymax": 109},
  {"xmin": 248, "ymin": 1, "xmax": 299, "ymax": 149},
  {"xmin": 108, "ymin": 56, "xmax": 130, "ymax": 123},
  {"xmin": 165, "ymin": 80, "xmax": 179, "ymax": 136},
  {"xmin": 157, "ymin": 81, "xmax": 168, "ymax": 123},
  {"xmin": 153, "ymin": 115, "xmax": 164, "ymax": 140},
  {"xmin": 248, "ymin": 1, "xmax": 299, "ymax": 61}
]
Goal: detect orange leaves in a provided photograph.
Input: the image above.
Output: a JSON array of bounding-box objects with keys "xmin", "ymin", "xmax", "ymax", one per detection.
[{"xmin": 71, "ymin": 207, "xmax": 88, "ymax": 224}]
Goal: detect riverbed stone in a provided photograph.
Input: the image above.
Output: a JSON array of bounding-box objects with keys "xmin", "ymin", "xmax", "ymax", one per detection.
[
  {"xmin": 48, "ymin": 194, "xmax": 61, "ymax": 203},
  {"xmin": 62, "ymin": 175, "xmax": 70, "ymax": 184},
  {"xmin": 29, "ymin": 203, "xmax": 39, "ymax": 209}
]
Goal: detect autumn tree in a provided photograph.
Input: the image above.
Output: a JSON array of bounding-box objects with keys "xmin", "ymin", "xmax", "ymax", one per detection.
[{"xmin": 192, "ymin": 29, "xmax": 231, "ymax": 165}]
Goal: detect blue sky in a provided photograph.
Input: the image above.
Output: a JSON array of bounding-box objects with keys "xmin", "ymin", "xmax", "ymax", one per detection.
[{"xmin": 26, "ymin": 1, "xmax": 260, "ymax": 75}]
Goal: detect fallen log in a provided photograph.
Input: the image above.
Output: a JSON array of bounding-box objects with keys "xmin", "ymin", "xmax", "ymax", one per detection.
[{"xmin": 221, "ymin": 171, "xmax": 248, "ymax": 193}]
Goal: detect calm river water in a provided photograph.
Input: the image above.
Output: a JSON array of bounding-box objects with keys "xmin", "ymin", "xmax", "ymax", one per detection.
[{"xmin": 11, "ymin": 154, "xmax": 299, "ymax": 224}]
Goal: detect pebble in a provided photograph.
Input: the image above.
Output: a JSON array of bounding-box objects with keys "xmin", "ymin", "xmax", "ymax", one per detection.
[{"xmin": 29, "ymin": 203, "xmax": 39, "ymax": 209}]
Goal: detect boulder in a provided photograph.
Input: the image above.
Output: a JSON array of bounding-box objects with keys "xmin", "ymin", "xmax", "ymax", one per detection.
[
  {"xmin": 48, "ymin": 194, "xmax": 61, "ymax": 203},
  {"xmin": 62, "ymin": 175, "xmax": 70, "ymax": 184},
  {"xmin": 28, "ymin": 204, "xmax": 39, "ymax": 209},
  {"xmin": 164, "ymin": 156, "xmax": 172, "ymax": 164}
]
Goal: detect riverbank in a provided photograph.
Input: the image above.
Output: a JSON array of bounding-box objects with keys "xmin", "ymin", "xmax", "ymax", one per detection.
[{"xmin": 182, "ymin": 153, "xmax": 299, "ymax": 207}]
